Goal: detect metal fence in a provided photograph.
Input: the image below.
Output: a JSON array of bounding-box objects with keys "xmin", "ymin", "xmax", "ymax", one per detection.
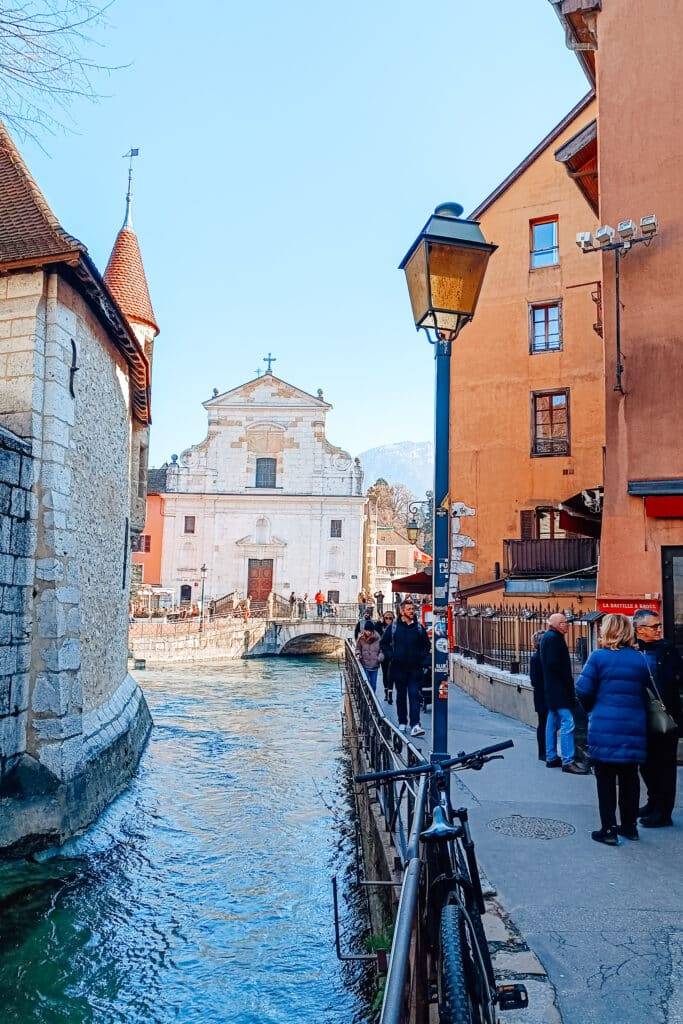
[{"xmin": 452, "ymin": 603, "xmax": 596, "ymax": 677}]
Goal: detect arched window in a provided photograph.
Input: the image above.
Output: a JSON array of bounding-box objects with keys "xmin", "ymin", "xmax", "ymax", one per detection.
[
  {"xmin": 180, "ymin": 584, "xmax": 192, "ymax": 603},
  {"xmin": 255, "ymin": 517, "xmax": 270, "ymax": 545}
]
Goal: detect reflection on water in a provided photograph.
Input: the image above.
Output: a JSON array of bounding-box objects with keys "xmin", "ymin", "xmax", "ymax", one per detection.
[{"xmin": 0, "ymin": 658, "xmax": 372, "ymax": 1023}]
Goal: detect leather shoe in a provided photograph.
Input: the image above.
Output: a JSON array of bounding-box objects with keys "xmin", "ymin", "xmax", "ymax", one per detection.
[
  {"xmin": 638, "ymin": 803, "xmax": 653, "ymax": 817},
  {"xmin": 640, "ymin": 814, "xmax": 673, "ymax": 828},
  {"xmin": 592, "ymin": 827, "xmax": 618, "ymax": 846},
  {"xmin": 617, "ymin": 825, "xmax": 639, "ymax": 841},
  {"xmin": 562, "ymin": 761, "xmax": 591, "ymax": 775},
  {"xmin": 546, "ymin": 757, "xmax": 562, "ymax": 768}
]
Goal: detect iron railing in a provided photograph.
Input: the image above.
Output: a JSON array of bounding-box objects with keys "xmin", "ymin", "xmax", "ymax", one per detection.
[{"xmin": 452, "ymin": 603, "xmax": 595, "ymax": 676}]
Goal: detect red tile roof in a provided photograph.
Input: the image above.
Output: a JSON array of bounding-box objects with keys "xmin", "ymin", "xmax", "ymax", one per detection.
[{"xmin": 104, "ymin": 226, "xmax": 158, "ymax": 333}]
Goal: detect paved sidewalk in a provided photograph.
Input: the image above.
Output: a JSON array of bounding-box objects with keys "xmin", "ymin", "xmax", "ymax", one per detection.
[{"xmin": 382, "ymin": 684, "xmax": 682, "ymax": 1024}]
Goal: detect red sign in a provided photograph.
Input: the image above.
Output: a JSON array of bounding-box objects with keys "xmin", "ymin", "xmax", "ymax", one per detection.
[
  {"xmin": 644, "ymin": 496, "xmax": 683, "ymax": 518},
  {"xmin": 597, "ymin": 597, "xmax": 661, "ymax": 616}
]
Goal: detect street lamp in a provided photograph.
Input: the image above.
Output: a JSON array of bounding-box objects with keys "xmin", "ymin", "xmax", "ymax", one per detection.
[
  {"xmin": 199, "ymin": 563, "xmax": 208, "ymax": 632},
  {"xmin": 576, "ymin": 215, "xmax": 658, "ymax": 392},
  {"xmin": 400, "ymin": 203, "xmax": 496, "ymax": 761},
  {"xmin": 407, "ymin": 492, "xmax": 433, "ymax": 546}
]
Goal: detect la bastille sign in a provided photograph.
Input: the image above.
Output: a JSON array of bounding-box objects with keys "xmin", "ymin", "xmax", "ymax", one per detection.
[{"xmin": 597, "ymin": 597, "xmax": 661, "ymax": 616}]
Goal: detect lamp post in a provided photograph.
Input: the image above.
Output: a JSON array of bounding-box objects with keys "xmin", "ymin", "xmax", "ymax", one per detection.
[
  {"xmin": 199, "ymin": 563, "xmax": 208, "ymax": 632},
  {"xmin": 400, "ymin": 203, "xmax": 496, "ymax": 762},
  {"xmin": 576, "ymin": 216, "xmax": 658, "ymax": 393},
  {"xmin": 407, "ymin": 491, "xmax": 433, "ymax": 551}
]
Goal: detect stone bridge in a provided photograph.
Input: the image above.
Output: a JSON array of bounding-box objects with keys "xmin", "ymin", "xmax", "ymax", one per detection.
[{"xmin": 250, "ymin": 617, "xmax": 356, "ymax": 656}]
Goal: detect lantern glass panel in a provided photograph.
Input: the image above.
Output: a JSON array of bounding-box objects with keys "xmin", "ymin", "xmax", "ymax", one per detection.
[
  {"xmin": 427, "ymin": 242, "xmax": 491, "ymax": 320},
  {"xmin": 403, "ymin": 243, "xmax": 429, "ymax": 327}
]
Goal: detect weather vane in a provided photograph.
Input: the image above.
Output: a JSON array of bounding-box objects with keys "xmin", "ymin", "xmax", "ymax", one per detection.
[{"xmin": 122, "ymin": 147, "xmax": 140, "ymax": 228}]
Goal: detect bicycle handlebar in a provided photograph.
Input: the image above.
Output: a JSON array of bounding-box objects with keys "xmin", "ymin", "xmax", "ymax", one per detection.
[{"xmin": 355, "ymin": 739, "xmax": 513, "ymax": 784}]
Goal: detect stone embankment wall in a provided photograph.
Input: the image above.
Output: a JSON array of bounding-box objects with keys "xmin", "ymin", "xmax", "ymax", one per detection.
[
  {"xmin": 129, "ymin": 617, "xmax": 267, "ymax": 665},
  {"xmin": 451, "ymin": 654, "xmax": 536, "ymax": 727}
]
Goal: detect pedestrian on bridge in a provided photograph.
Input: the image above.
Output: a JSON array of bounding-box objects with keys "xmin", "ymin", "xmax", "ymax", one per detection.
[
  {"xmin": 380, "ymin": 598, "xmax": 429, "ymax": 737},
  {"xmin": 289, "ymin": 592, "xmax": 297, "ymax": 619},
  {"xmin": 374, "ymin": 590, "xmax": 385, "ymax": 615},
  {"xmin": 576, "ymin": 613, "xmax": 649, "ymax": 846},
  {"xmin": 358, "ymin": 589, "xmax": 367, "ymax": 618},
  {"xmin": 356, "ymin": 625, "xmax": 381, "ymax": 692},
  {"xmin": 314, "ymin": 590, "xmax": 324, "ymax": 617}
]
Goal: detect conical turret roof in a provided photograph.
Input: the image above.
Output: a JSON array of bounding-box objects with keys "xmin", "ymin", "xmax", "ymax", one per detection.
[{"xmin": 104, "ymin": 221, "xmax": 158, "ymax": 334}]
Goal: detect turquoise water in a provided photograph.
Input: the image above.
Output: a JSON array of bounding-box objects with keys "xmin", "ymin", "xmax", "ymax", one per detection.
[{"xmin": 0, "ymin": 659, "xmax": 372, "ymax": 1023}]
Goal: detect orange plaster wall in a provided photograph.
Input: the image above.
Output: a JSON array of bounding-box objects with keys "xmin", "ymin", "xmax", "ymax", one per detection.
[
  {"xmin": 132, "ymin": 493, "xmax": 164, "ymax": 585},
  {"xmin": 449, "ymin": 99, "xmax": 604, "ymax": 593},
  {"xmin": 595, "ymin": 0, "xmax": 683, "ymax": 602}
]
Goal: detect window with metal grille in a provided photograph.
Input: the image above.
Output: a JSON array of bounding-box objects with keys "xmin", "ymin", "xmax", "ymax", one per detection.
[
  {"xmin": 184, "ymin": 515, "xmax": 196, "ymax": 534},
  {"xmin": 385, "ymin": 549, "xmax": 396, "ymax": 567},
  {"xmin": 530, "ymin": 217, "xmax": 559, "ymax": 269},
  {"xmin": 255, "ymin": 457, "xmax": 277, "ymax": 488},
  {"xmin": 532, "ymin": 390, "xmax": 570, "ymax": 456},
  {"xmin": 530, "ymin": 302, "xmax": 562, "ymax": 352},
  {"xmin": 330, "ymin": 519, "xmax": 342, "ymax": 538}
]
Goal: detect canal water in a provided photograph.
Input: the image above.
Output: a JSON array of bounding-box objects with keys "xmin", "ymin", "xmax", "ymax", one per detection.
[{"xmin": 0, "ymin": 658, "xmax": 373, "ymax": 1023}]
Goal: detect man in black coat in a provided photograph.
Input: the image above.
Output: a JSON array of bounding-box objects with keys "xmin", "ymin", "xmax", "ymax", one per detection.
[
  {"xmin": 634, "ymin": 608, "xmax": 682, "ymax": 827},
  {"xmin": 539, "ymin": 614, "xmax": 589, "ymax": 774},
  {"xmin": 380, "ymin": 598, "xmax": 430, "ymax": 737},
  {"xmin": 529, "ymin": 631, "xmax": 547, "ymax": 762}
]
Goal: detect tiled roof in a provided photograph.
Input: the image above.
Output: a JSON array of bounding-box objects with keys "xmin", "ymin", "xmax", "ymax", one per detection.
[
  {"xmin": 0, "ymin": 122, "xmax": 83, "ymax": 264},
  {"xmin": 104, "ymin": 226, "xmax": 158, "ymax": 333},
  {"xmin": 147, "ymin": 466, "xmax": 168, "ymax": 493}
]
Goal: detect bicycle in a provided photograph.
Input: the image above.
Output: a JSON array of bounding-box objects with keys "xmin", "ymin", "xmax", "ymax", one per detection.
[{"xmin": 357, "ymin": 740, "xmax": 529, "ymax": 1024}]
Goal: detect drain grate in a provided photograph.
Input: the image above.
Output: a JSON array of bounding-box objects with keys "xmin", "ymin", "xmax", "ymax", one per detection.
[{"xmin": 487, "ymin": 814, "xmax": 575, "ymax": 840}]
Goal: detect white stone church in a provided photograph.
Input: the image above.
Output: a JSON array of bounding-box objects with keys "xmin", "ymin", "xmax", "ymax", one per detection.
[{"xmin": 156, "ymin": 370, "xmax": 366, "ymax": 607}]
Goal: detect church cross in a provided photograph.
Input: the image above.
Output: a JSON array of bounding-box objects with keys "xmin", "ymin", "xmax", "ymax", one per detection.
[
  {"xmin": 264, "ymin": 352, "xmax": 276, "ymax": 374},
  {"xmin": 254, "ymin": 367, "xmax": 262, "ymax": 377}
]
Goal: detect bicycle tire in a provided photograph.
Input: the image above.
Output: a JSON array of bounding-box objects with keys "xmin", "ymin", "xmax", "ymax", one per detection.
[{"xmin": 438, "ymin": 903, "xmax": 475, "ymax": 1024}]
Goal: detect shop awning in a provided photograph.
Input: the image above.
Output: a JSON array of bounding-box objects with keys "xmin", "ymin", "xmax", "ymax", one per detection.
[{"xmin": 391, "ymin": 570, "xmax": 432, "ymax": 594}]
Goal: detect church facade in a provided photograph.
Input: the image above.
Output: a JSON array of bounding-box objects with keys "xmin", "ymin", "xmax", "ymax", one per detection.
[{"xmin": 151, "ymin": 371, "xmax": 365, "ymax": 607}]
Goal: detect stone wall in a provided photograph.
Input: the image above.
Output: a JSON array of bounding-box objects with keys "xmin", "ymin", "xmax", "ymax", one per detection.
[
  {"xmin": 451, "ymin": 653, "xmax": 537, "ymax": 728},
  {"xmin": 129, "ymin": 616, "xmax": 267, "ymax": 665},
  {"xmin": 0, "ymin": 427, "xmax": 34, "ymax": 781}
]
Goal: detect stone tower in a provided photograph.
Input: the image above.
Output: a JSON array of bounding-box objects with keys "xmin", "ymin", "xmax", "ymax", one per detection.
[{"xmin": 104, "ymin": 160, "xmax": 159, "ymax": 534}]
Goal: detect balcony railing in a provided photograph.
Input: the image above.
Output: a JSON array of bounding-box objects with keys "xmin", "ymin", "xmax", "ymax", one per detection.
[{"xmin": 503, "ymin": 537, "xmax": 598, "ymax": 577}]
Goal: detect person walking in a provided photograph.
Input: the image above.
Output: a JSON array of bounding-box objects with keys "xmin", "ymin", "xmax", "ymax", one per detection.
[
  {"xmin": 374, "ymin": 590, "xmax": 385, "ymax": 615},
  {"xmin": 314, "ymin": 590, "xmax": 325, "ymax": 618},
  {"xmin": 354, "ymin": 607, "xmax": 380, "ymax": 640},
  {"xmin": 289, "ymin": 592, "xmax": 297, "ymax": 620},
  {"xmin": 529, "ymin": 630, "xmax": 548, "ymax": 762},
  {"xmin": 297, "ymin": 594, "xmax": 306, "ymax": 618},
  {"xmin": 378, "ymin": 610, "xmax": 395, "ymax": 703},
  {"xmin": 576, "ymin": 614, "xmax": 649, "ymax": 845},
  {"xmin": 357, "ymin": 589, "xmax": 367, "ymax": 618},
  {"xmin": 380, "ymin": 598, "xmax": 430, "ymax": 737},
  {"xmin": 356, "ymin": 624, "xmax": 381, "ymax": 692},
  {"xmin": 540, "ymin": 613, "xmax": 589, "ymax": 774},
  {"xmin": 633, "ymin": 608, "xmax": 682, "ymax": 827}
]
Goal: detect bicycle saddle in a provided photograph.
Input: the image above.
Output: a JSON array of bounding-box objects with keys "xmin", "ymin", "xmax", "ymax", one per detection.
[{"xmin": 420, "ymin": 805, "xmax": 462, "ymax": 842}]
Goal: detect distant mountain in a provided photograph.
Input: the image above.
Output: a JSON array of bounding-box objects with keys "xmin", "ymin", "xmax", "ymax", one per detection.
[{"xmin": 357, "ymin": 441, "xmax": 434, "ymax": 496}]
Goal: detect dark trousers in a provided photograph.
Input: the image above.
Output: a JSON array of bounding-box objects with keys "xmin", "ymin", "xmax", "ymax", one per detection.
[
  {"xmin": 376, "ymin": 598, "xmax": 384, "ymax": 615},
  {"xmin": 380, "ymin": 659, "xmax": 392, "ymax": 695},
  {"xmin": 640, "ymin": 733, "xmax": 678, "ymax": 818},
  {"xmin": 536, "ymin": 710, "xmax": 548, "ymax": 761},
  {"xmin": 394, "ymin": 671, "xmax": 422, "ymax": 728},
  {"xmin": 594, "ymin": 761, "xmax": 640, "ymax": 829}
]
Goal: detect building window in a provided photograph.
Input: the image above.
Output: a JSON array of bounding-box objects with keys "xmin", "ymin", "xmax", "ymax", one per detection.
[
  {"xmin": 530, "ymin": 302, "xmax": 561, "ymax": 352},
  {"xmin": 530, "ymin": 217, "xmax": 559, "ymax": 269},
  {"xmin": 520, "ymin": 508, "xmax": 566, "ymax": 539},
  {"xmin": 532, "ymin": 390, "xmax": 570, "ymax": 456},
  {"xmin": 385, "ymin": 549, "xmax": 396, "ymax": 568},
  {"xmin": 330, "ymin": 519, "xmax": 342, "ymax": 538},
  {"xmin": 131, "ymin": 534, "xmax": 151, "ymax": 553},
  {"xmin": 180, "ymin": 584, "xmax": 192, "ymax": 603},
  {"xmin": 255, "ymin": 457, "xmax": 277, "ymax": 488},
  {"xmin": 327, "ymin": 590, "xmax": 340, "ymax": 604},
  {"xmin": 184, "ymin": 515, "xmax": 196, "ymax": 534}
]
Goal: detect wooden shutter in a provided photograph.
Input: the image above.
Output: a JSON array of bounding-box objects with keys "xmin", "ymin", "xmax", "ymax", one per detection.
[{"xmin": 520, "ymin": 510, "xmax": 535, "ymax": 540}]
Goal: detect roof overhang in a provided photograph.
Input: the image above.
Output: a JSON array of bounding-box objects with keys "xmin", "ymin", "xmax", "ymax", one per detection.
[
  {"xmin": 548, "ymin": 0, "xmax": 600, "ymax": 85},
  {"xmin": 555, "ymin": 119, "xmax": 599, "ymax": 214},
  {"xmin": 628, "ymin": 478, "xmax": 683, "ymax": 497}
]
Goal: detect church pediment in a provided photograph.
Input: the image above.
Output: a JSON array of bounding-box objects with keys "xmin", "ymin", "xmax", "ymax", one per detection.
[
  {"xmin": 203, "ymin": 373, "xmax": 331, "ymax": 411},
  {"xmin": 235, "ymin": 533, "xmax": 288, "ymax": 548}
]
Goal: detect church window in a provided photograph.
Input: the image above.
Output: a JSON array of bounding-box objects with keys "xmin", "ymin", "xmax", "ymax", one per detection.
[
  {"xmin": 255, "ymin": 457, "xmax": 277, "ymax": 488},
  {"xmin": 184, "ymin": 515, "xmax": 196, "ymax": 534},
  {"xmin": 330, "ymin": 519, "xmax": 342, "ymax": 538}
]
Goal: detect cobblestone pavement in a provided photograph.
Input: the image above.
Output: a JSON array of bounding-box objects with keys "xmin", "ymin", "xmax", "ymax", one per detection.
[{"xmin": 381, "ymin": 682, "xmax": 682, "ymax": 1024}]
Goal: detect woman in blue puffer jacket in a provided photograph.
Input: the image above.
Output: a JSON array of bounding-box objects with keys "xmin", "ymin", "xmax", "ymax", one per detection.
[{"xmin": 576, "ymin": 613, "xmax": 649, "ymax": 846}]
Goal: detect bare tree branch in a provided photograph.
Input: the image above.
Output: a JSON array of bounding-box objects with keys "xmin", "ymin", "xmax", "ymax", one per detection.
[{"xmin": 0, "ymin": 1, "xmax": 123, "ymax": 145}]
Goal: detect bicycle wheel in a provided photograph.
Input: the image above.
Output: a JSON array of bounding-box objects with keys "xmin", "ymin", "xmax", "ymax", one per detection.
[{"xmin": 438, "ymin": 903, "xmax": 475, "ymax": 1024}]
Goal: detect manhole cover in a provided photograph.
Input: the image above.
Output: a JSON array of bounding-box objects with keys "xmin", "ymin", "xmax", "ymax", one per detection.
[{"xmin": 487, "ymin": 814, "xmax": 575, "ymax": 840}]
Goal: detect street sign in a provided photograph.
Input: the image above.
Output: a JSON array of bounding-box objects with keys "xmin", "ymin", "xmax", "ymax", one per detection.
[{"xmin": 597, "ymin": 596, "xmax": 660, "ymax": 615}]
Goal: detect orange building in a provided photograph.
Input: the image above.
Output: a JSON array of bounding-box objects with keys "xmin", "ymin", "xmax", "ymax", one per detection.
[
  {"xmin": 449, "ymin": 94, "xmax": 604, "ymax": 607},
  {"xmin": 551, "ymin": 1, "xmax": 683, "ymax": 645},
  {"xmin": 132, "ymin": 469, "xmax": 166, "ymax": 586}
]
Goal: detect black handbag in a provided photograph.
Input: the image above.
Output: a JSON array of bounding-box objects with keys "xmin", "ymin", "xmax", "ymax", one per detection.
[{"xmin": 641, "ymin": 654, "xmax": 678, "ymax": 736}]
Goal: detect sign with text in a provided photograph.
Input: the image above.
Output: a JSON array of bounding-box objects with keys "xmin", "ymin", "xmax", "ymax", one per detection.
[{"xmin": 597, "ymin": 597, "xmax": 660, "ymax": 616}]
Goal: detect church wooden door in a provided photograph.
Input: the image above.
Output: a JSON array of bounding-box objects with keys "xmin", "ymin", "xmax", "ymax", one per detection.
[{"xmin": 247, "ymin": 559, "xmax": 273, "ymax": 601}]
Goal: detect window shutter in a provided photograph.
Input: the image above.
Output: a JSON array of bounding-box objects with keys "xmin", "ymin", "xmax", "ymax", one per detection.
[{"xmin": 520, "ymin": 510, "xmax": 535, "ymax": 540}]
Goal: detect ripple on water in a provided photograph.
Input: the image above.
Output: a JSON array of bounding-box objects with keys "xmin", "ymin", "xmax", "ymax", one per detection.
[{"xmin": 0, "ymin": 659, "xmax": 373, "ymax": 1023}]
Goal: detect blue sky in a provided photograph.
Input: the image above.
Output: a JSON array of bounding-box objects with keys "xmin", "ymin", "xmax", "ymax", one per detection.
[{"xmin": 22, "ymin": 0, "xmax": 587, "ymax": 465}]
